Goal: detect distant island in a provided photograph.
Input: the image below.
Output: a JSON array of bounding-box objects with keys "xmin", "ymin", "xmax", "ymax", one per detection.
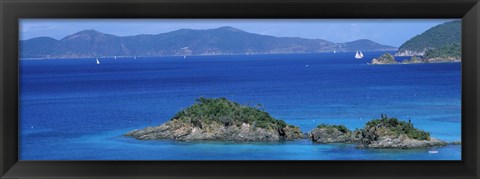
[
  {"xmin": 371, "ymin": 20, "xmax": 461, "ymax": 65},
  {"xmin": 125, "ymin": 98, "xmax": 448, "ymax": 149},
  {"xmin": 20, "ymin": 26, "xmax": 397, "ymax": 59}
]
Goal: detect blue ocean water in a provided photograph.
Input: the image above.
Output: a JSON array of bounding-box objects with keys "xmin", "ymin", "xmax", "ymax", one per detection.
[{"xmin": 19, "ymin": 51, "xmax": 461, "ymax": 160}]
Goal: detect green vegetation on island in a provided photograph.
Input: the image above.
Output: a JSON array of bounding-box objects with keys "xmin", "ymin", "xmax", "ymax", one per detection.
[
  {"xmin": 396, "ymin": 20, "xmax": 461, "ymax": 56},
  {"xmin": 386, "ymin": 20, "xmax": 461, "ymax": 64},
  {"xmin": 364, "ymin": 114, "xmax": 430, "ymax": 140},
  {"xmin": 423, "ymin": 43, "xmax": 461, "ymax": 62},
  {"xmin": 125, "ymin": 97, "xmax": 304, "ymax": 142},
  {"xmin": 355, "ymin": 114, "xmax": 446, "ymax": 148},
  {"xmin": 371, "ymin": 20, "xmax": 461, "ymax": 65},
  {"xmin": 309, "ymin": 124, "xmax": 353, "ymax": 143},
  {"xmin": 172, "ymin": 97, "xmax": 288, "ymax": 130}
]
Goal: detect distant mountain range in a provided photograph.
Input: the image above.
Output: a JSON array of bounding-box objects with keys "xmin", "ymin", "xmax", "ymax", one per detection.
[
  {"xmin": 395, "ymin": 20, "xmax": 461, "ymax": 56},
  {"xmin": 20, "ymin": 26, "xmax": 397, "ymax": 59}
]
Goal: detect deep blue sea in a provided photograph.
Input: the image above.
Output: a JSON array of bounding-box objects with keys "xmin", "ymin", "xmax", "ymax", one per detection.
[{"xmin": 19, "ymin": 51, "xmax": 461, "ymax": 160}]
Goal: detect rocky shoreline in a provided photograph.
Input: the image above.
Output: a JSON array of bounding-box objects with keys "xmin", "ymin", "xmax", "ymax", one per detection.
[
  {"xmin": 370, "ymin": 53, "xmax": 398, "ymax": 65},
  {"xmin": 125, "ymin": 119, "xmax": 305, "ymax": 142},
  {"xmin": 309, "ymin": 124, "xmax": 357, "ymax": 144},
  {"xmin": 395, "ymin": 50, "xmax": 425, "ymax": 57},
  {"xmin": 125, "ymin": 98, "xmax": 451, "ymax": 149},
  {"xmin": 370, "ymin": 52, "xmax": 460, "ymax": 65}
]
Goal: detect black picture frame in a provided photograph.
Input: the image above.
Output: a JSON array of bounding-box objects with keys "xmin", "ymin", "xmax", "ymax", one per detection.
[{"xmin": 1, "ymin": 0, "xmax": 479, "ymax": 178}]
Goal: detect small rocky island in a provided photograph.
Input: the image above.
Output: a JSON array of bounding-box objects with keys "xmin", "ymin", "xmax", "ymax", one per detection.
[
  {"xmin": 309, "ymin": 124, "xmax": 357, "ymax": 143},
  {"xmin": 308, "ymin": 115, "xmax": 447, "ymax": 148},
  {"xmin": 126, "ymin": 98, "xmax": 448, "ymax": 149},
  {"xmin": 370, "ymin": 53, "xmax": 398, "ymax": 65},
  {"xmin": 125, "ymin": 97, "xmax": 304, "ymax": 142}
]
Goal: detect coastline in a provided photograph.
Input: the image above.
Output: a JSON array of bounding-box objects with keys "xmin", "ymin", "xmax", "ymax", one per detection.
[
  {"xmin": 369, "ymin": 52, "xmax": 461, "ymax": 65},
  {"xmin": 19, "ymin": 50, "xmax": 395, "ymax": 60},
  {"xmin": 368, "ymin": 61, "xmax": 461, "ymax": 65}
]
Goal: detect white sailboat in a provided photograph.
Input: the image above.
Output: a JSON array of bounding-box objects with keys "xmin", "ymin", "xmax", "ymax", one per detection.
[
  {"xmin": 114, "ymin": 56, "xmax": 117, "ymax": 60},
  {"xmin": 355, "ymin": 51, "xmax": 364, "ymax": 59},
  {"xmin": 181, "ymin": 47, "xmax": 189, "ymax": 59},
  {"xmin": 134, "ymin": 56, "xmax": 137, "ymax": 60},
  {"xmin": 96, "ymin": 58, "xmax": 100, "ymax": 64}
]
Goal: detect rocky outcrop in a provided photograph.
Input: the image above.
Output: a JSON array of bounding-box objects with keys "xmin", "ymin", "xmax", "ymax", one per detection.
[
  {"xmin": 309, "ymin": 124, "xmax": 353, "ymax": 143},
  {"xmin": 125, "ymin": 97, "xmax": 305, "ymax": 142},
  {"xmin": 370, "ymin": 53, "xmax": 398, "ymax": 65},
  {"xmin": 125, "ymin": 119, "xmax": 304, "ymax": 142},
  {"xmin": 309, "ymin": 115, "xmax": 448, "ymax": 149},
  {"xmin": 356, "ymin": 115, "xmax": 448, "ymax": 148},
  {"xmin": 357, "ymin": 126, "xmax": 447, "ymax": 148},
  {"xmin": 358, "ymin": 134, "xmax": 447, "ymax": 148},
  {"xmin": 281, "ymin": 125, "xmax": 306, "ymax": 140}
]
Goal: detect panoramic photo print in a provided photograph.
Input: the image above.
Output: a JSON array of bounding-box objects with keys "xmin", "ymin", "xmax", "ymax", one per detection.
[{"xmin": 19, "ymin": 19, "xmax": 461, "ymax": 160}]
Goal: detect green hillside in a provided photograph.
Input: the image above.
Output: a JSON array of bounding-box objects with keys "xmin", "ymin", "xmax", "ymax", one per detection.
[
  {"xmin": 423, "ymin": 43, "xmax": 461, "ymax": 60},
  {"xmin": 396, "ymin": 20, "xmax": 461, "ymax": 56}
]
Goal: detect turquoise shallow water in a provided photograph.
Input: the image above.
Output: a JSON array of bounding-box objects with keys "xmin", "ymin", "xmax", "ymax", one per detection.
[{"xmin": 19, "ymin": 52, "xmax": 461, "ymax": 160}]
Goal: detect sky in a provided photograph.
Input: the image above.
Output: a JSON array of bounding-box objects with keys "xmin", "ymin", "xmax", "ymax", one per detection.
[{"xmin": 20, "ymin": 19, "xmax": 457, "ymax": 47}]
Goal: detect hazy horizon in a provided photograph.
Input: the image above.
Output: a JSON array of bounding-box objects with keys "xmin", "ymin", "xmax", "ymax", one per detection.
[{"xmin": 20, "ymin": 19, "xmax": 457, "ymax": 47}]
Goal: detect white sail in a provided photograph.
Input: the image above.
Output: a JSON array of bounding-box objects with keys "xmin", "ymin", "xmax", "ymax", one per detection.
[
  {"xmin": 359, "ymin": 51, "xmax": 364, "ymax": 58},
  {"xmin": 183, "ymin": 55, "xmax": 186, "ymax": 59},
  {"xmin": 355, "ymin": 51, "xmax": 362, "ymax": 59},
  {"xmin": 96, "ymin": 58, "xmax": 100, "ymax": 64},
  {"xmin": 114, "ymin": 56, "xmax": 117, "ymax": 60}
]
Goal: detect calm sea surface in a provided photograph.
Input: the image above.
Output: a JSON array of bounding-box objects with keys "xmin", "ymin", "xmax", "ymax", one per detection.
[{"xmin": 19, "ymin": 52, "xmax": 461, "ymax": 160}]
